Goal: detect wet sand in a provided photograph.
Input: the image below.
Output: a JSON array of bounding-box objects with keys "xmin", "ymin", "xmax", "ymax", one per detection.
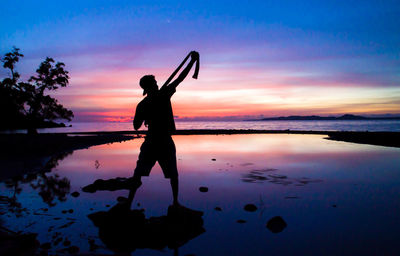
[{"xmin": 325, "ymin": 131, "xmax": 400, "ymax": 148}]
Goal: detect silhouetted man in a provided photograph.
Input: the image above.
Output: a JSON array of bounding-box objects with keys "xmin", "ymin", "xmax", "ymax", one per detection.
[{"xmin": 127, "ymin": 51, "xmax": 199, "ymax": 207}]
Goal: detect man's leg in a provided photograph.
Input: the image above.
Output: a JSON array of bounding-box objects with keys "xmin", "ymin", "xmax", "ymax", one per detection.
[
  {"xmin": 158, "ymin": 136, "xmax": 179, "ymax": 205},
  {"xmin": 124, "ymin": 138, "xmax": 155, "ymax": 207},
  {"xmin": 126, "ymin": 175, "xmax": 142, "ymax": 207},
  {"xmin": 170, "ymin": 176, "xmax": 179, "ymax": 206}
]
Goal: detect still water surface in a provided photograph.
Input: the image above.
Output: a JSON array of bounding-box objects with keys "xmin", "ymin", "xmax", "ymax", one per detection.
[
  {"xmin": 3, "ymin": 120, "xmax": 400, "ymax": 133},
  {"xmin": 1, "ymin": 134, "xmax": 400, "ymax": 255}
]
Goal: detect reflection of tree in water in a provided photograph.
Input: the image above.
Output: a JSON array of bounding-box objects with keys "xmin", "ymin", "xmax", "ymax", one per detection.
[
  {"xmin": 3, "ymin": 173, "xmax": 38, "ymax": 217},
  {"xmin": 43, "ymin": 151, "xmax": 73, "ymax": 171},
  {"xmin": 30, "ymin": 151, "xmax": 72, "ymax": 206},
  {"xmin": 2, "ymin": 151, "xmax": 72, "ymax": 212},
  {"xmin": 30, "ymin": 173, "xmax": 70, "ymax": 207}
]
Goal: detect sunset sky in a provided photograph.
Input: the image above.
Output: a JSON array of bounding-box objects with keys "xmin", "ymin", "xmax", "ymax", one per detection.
[{"xmin": 1, "ymin": 0, "xmax": 399, "ymax": 122}]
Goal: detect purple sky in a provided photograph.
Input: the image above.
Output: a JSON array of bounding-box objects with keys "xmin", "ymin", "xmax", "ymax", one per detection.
[{"xmin": 1, "ymin": 0, "xmax": 399, "ymax": 121}]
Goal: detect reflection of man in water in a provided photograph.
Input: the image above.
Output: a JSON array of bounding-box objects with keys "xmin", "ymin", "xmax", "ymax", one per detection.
[{"xmin": 128, "ymin": 51, "xmax": 199, "ymax": 206}]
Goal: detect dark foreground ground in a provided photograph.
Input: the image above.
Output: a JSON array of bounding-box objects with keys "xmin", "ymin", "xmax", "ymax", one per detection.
[
  {"xmin": 0, "ymin": 130, "xmax": 399, "ymax": 255},
  {"xmin": 0, "ymin": 133, "xmax": 137, "ymax": 255}
]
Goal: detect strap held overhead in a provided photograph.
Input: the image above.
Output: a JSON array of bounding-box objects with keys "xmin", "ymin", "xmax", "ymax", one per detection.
[{"xmin": 162, "ymin": 51, "xmax": 199, "ymax": 87}]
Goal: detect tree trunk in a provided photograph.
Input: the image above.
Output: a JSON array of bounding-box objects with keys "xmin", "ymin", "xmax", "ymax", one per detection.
[
  {"xmin": 27, "ymin": 126, "xmax": 38, "ymax": 135},
  {"xmin": 27, "ymin": 115, "xmax": 38, "ymax": 135}
]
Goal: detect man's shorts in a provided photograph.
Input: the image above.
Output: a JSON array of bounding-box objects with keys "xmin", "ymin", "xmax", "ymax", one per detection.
[{"xmin": 133, "ymin": 136, "xmax": 178, "ymax": 179}]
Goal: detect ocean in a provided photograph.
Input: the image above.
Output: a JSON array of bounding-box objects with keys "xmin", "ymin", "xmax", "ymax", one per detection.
[{"xmin": 24, "ymin": 120, "xmax": 400, "ymax": 133}]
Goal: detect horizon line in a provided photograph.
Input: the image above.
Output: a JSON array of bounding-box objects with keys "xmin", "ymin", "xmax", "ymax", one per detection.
[{"xmin": 67, "ymin": 113, "xmax": 400, "ymax": 123}]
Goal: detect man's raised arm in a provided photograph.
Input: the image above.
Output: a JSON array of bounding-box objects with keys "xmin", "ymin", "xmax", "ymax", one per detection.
[{"xmin": 167, "ymin": 51, "xmax": 199, "ymax": 89}]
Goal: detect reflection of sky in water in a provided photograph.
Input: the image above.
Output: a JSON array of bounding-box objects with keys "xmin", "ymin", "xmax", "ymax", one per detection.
[
  {"xmin": 4, "ymin": 120, "xmax": 400, "ymax": 134},
  {"xmin": 1, "ymin": 134, "xmax": 400, "ymax": 255}
]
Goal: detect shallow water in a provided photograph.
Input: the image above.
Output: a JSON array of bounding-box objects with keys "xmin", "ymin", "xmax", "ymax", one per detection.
[
  {"xmin": 3, "ymin": 119, "xmax": 400, "ymax": 133},
  {"xmin": 1, "ymin": 134, "xmax": 400, "ymax": 255}
]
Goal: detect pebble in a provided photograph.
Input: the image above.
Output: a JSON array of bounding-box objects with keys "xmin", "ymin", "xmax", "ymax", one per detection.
[
  {"xmin": 244, "ymin": 204, "xmax": 257, "ymax": 212},
  {"xmin": 199, "ymin": 187, "xmax": 208, "ymax": 192},
  {"xmin": 71, "ymin": 191, "xmax": 80, "ymax": 197},
  {"xmin": 266, "ymin": 216, "xmax": 287, "ymax": 233}
]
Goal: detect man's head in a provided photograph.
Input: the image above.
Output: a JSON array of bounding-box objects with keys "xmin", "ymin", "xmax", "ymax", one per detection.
[{"xmin": 139, "ymin": 75, "xmax": 158, "ymax": 96}]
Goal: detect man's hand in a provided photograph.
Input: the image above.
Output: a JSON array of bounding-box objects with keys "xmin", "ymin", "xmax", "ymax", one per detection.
[
  {"xmin": 167, "ymin": 51, "xmax": 200, "ymax": 88},
  {"xmin": 190, "ymin": 51, "xmax": 199, "ymax": 60}
]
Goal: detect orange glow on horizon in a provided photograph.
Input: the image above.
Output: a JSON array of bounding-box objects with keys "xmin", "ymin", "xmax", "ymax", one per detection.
[{"xmin": 49, "ymin": 66, "xmax": 400, "ymax": 122}]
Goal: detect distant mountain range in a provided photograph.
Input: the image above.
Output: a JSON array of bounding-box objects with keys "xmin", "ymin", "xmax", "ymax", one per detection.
[{"xmin": 246, "ymin": 114, "xmax": 400, "ymax": 121}]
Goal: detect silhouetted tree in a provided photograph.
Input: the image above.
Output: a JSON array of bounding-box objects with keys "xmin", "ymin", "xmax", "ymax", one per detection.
[
  {"xmin": 26, "ymin": 57, "xmax": 73, "ymax": 133},
  {"xmin": 0, "ymin": 47, "xmax": 26, "ymax": 128},
  {"xmin": 0, "ymin": 47, "xmax": 73, "ymax": 133},
  {"xmin": 1, "ymin": 46, "xmax": 23, "ymax": 83}
]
